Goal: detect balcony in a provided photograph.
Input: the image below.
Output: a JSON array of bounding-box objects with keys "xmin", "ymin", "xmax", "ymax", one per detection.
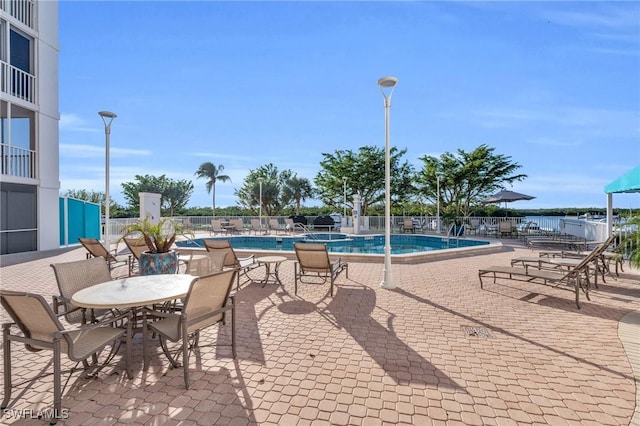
[
  {"xmin": 0, "ymin": 0, "xmax": 35, "ymax": 29},
  {"xmin": 1, "ymin": 143, "xmax": 36, "ymax": 179},
  {"xmin": 1, "ymin": 61, "xmax": 36, "ymax": 103}
]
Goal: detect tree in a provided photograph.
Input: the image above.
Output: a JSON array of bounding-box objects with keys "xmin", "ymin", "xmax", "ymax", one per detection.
[
  {"xmin": 415, "ymin": 144, "xmax": 526, "ymax": 218},
  {"xmin": 283, "ymin": 176, "xmax": 314, "ymax": 215},
  {"xmin": 62, "ymin": 189, "xmax": 124, "ymax": 217},
  {"xmin": 314, "ymin": 145, "xmax": 414, "ymax": 216},
  {"xmin": 235, "ymin": 163, "xmax": 293, "ymax": 217},
  {"xmin": 194, "ymin": 162, "xmax": 231, "ymax": 218},
  {"xmin": 121, "ymin": 174, "xmax": 194, "ymax": 217}
]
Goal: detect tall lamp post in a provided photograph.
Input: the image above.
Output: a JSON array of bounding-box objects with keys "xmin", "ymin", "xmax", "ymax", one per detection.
[
  {"xmin": 98, "ymin": 111, "xmax": 116, "ymax": 252},
  {"xmin": 436, "ymin": 171, "xmax": 442, "ymax": 234},
  {"xmin": 343, "ymin": 177, "xmax": 347, "ymax": 219},
  {"xmin": 378, "ymin": 76, "xmax": 398, "ymax": 289},
  {"xmin": 258, "ymin": 177, "xmax": 263, "ymax": 231}
]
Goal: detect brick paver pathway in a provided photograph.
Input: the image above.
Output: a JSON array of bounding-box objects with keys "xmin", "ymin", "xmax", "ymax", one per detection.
[{"xmin": 0, "ymin": 243, "xmax": 638, "ymax": 425}]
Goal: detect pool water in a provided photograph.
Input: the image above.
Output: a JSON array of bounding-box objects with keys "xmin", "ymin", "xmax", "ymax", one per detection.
[{"xmin": 176, "ymin": 234, "xmax": 489, "ymax": 255}]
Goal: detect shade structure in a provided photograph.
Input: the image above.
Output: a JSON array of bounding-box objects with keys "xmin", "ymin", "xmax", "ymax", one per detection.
[
  {"xmin": 604, "ymin": 165, "xmax": 640, "ymax": 194},
  {"xmin": 482, "ymin": 190, "xmax": 535, "ymax": 208}
]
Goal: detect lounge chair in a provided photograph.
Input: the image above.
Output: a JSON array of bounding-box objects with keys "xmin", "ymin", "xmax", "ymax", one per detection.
[
  {"xmin": 293, "ymin": 242, "xmax": 348, "ymax": 297},
  {"xmin": 537, "ymin": 234, "xmax": 621, "ymax": 278},
  {"xmin": 204, "ymin": 239, "xmax": 260, "ymax": 290},
  {"xmin": 78, "ymin": 237, "xmax": 130, "ymax": 275},
  {"xmin": 142, "ymin": 269, "xmax": 237, "ymax": 389},
  {"xmin": 479, "ymin": 241, "xmax": 607, "ymax": 308},
  {"xmin": 525, "ymin": 235, "xmax": 588, "ymax": 252},
  {"xmin": 123, "ymin": 236, "xmax": 149, "ymax": 276},
  {"xmin": 0, "ymin": 290, "xmax": 132, "ymax": 424},
  {"xmin": 50, "ymin": 257, "xmax": 113, "ymax": 325}
]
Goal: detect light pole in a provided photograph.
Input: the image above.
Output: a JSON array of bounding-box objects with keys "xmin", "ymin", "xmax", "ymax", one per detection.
[
  {"xmin": 98, "ymin": 111, "xmax": 116, "ymax": 253},
  {"xmin": 258, "ymin": 177, "xmax": 263, "ymax": 231},
  {"xmin": 343, "ymin": 177, "xmax": 347, "ymax": 219},
  {"xmin": 378, "ymin": 76, "xmax": 398, "ymax": 289},
  {"xmin": 436, "ymin": 171, "xmax": 442, "ymax": 234}
]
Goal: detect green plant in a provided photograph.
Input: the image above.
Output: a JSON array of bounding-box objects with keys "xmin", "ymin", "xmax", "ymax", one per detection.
[
  {"xmin": 120, "ymin": 215, "xmax": 192, "ymax": 254},
  {"xmin": 616, "ymin": 214, "xmax": 640, "ymax": 268}
]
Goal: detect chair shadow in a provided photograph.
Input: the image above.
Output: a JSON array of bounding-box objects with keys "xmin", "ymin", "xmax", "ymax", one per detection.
[
  {"xmin": 393, "ymin": 286, "xmax": 635, "ymax": 382},
  {"xmin": 321, "ymin": 284, "xmax": 461, "ymax": 389},
  {"xmin": 220, "ymin": 281, "xmax": 280, "ymax": 364}
]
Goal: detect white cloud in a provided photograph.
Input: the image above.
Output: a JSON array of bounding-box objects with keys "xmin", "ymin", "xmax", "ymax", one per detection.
[{"xmin": 60, "ymin": 143, "xmax": 152, "ymax": 158}]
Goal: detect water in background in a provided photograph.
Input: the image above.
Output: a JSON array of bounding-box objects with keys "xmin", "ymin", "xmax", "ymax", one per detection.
[{"xmin": 524, "ymin": 216, "xmax": 562, "ymax": 232}]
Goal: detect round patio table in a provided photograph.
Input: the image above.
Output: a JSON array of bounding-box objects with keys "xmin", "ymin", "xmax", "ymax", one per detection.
[
  {"xmin": 256, "ymin": 256, "xmax": 287, "ymax": 287},
  {"xmin": 72, "ymin": 274, "xmax": 196, "ymax": 309}
]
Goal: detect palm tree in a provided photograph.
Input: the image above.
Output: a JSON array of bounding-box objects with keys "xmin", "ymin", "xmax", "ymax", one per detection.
[
  {"xmin": 283, "ymin": 176, "xmax": 314, "ymax": 215},
  {"xmin": 194, "ymin": 162, "xmax": 231, "ymax": 218}
]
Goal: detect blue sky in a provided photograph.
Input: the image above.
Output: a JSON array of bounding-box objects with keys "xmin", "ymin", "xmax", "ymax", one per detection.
[{"xmin": 58, "ymin": 1, "xmax": 640, "ymax": 211}]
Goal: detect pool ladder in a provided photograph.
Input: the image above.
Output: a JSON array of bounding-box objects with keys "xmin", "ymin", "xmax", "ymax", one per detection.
[{"xmin": 445, "ymin": 224, "xmax": 464, "ymax": 248}]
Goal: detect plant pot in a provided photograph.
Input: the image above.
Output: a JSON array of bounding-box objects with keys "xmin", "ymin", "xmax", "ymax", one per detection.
[{"xmin": 139, "ymin": 250, "xmax": 179, "ymax": 275}]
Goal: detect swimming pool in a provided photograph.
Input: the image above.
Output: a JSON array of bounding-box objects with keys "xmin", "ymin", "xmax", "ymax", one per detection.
[{"xmin": 176, "ymin": 234, "xmax": 490, "ymax": 255}]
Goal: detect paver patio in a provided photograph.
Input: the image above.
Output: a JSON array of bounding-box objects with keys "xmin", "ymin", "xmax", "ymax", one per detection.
[{"xmin": 0, "ymin": 240, "xmax": 638, "ymax": 425}]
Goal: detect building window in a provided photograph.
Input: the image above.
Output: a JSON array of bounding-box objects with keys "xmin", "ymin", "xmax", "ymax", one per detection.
[{"xmin": 10, "ymin": 29, "xmax": 31, "ymax": 73}]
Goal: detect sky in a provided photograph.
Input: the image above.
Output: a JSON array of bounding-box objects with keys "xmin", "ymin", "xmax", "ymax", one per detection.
[{"xmin": 58, "ymin": 1, "xmax": 640, "ymax": 212}]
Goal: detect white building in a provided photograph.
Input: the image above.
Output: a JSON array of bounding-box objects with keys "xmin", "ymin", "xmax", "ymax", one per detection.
[{"xmin": 1, "ymin": 0, "xmax": 59, "ymax": 254}]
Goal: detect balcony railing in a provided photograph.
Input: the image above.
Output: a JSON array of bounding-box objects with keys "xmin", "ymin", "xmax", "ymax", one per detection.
[
  {"xmin": 1, "ymin": 143, "xmax": 36, "ymax": 179},
  {"xmin": 0, "ymin": 0, "xmax": 35, "ymax": 28},
  {"xmin": 1, "ymin": 61, "xmax": 36, "ymax": 103}
]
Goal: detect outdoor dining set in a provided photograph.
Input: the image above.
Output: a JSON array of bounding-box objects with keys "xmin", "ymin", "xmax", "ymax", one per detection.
[{"xmin": 0, "ymin": 237, "xmax": 348, "ymax": 425}]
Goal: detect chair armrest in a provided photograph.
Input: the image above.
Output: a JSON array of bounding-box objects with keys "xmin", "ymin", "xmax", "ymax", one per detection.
[{"xmin": 57, "ymin": 309, "xmax": 133, "ymax": 335}]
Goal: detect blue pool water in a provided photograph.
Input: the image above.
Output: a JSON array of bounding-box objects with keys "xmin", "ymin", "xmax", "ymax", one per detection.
[{"xmin": 176, "ymin": 234, "xmax": 489, "ymax": 255}]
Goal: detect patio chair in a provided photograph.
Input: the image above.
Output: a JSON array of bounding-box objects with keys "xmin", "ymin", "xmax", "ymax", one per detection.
[
  {"xmin": 50, "ymin": 257, "xmax": 113, "ymax": 325},
  {"xmin": 478, "ymin": 241, "xmax": 607, "ymax": 308},
  {"xmin": 402, "ymin": 219, "xmax": 415, "ymax": 233},
  {"xmin": 0, "ymin": 290, "xmax": 132, "ymax": 424},
  {"xmin": 498, "ymin": 220, "xmax": 514, "ymax": 238},
  {"xmin": 204, "ymin": 239, "xmax": 259, "ymax": 290},
  {"xmin": 230, "ymin": 218, "xmax": 245, "ymax": 234},
  {"xmin": 249, "ymin": 219, "xmax": 265, "ymax": 235},
  {"xmin": 184, "ymin": 252, "xmax": 227, "ymax": 276},
  {"xmin": 210, "ymin": 219, "xmax": 226, "ymax": 236},
  {"xmin": 467, "ymin": 218, "xmax": 480, "ymax": 235},
  {"xmin": 142, "ymin": 269, "xmax": 237, "ymax": 389},
  {"xmin": 78, "ymin": 237, "xmax": 130, "ymax": 275},
  {"xmin": 123, "ymin": 236, "xmax": 149, "ymax": 276},
  {"xmin": 269, "ymin": 218, "xmax": 285, "ymax": 234},
  {"xmin": 294, "ymin": 242, "xmax": 348, "ymax": 297}
]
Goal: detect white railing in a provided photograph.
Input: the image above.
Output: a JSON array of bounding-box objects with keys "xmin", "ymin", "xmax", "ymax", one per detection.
[
  {"xmin": 0, "ymin": 0, "xmax": 35, "ymax": 28},
  {"xmin": 1, "ymin": 61, "xmax": 36, "ymax": 103},
  {"xmin": 0, "ymin": 143, "xmax": 36, "ymax": 178}
]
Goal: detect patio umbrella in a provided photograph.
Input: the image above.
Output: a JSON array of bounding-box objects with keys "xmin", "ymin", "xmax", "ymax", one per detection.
[{"xmin": 481, "ymin": 190, "xmax": 535, "ymax": 209}]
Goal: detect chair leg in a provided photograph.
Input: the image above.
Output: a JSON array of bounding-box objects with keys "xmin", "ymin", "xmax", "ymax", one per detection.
[
  {"xmin": 294, "ymin": 264, "xmax": 299, "ymax": 294},
  {"xmin": 231, "ymin": 300, "xmax": 237, "ymax": 358},
  {"xmin": 1, "ymin": 325, "xmax": 12, "ymax": 410},
  {"xmin": 52, "ymin": 339, "xmax": 62, "ymax": 425},
  {"xmin": 182, "ymin": 326, "xmax": 190, "ymax": 389}
]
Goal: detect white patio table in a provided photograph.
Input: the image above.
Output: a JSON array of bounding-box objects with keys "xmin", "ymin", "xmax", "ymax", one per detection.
[{"xmin": 72, "ymin": 274, "xmax": 196, "ymax": 310}]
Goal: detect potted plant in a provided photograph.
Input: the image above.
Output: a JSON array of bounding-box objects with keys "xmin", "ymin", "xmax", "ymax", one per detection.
[{"xmin": 120, "ymin": 215, "xmax": 192, "ymax": 275}]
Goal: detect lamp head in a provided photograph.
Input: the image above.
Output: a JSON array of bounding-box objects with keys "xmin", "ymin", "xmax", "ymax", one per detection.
[
  {"xmin": 98, "ymin": 111, "xmax": 117, "ymax": 119},
  {"xmin": 377, "ymin": 76, "xmax": 398, "ymax": 88}
]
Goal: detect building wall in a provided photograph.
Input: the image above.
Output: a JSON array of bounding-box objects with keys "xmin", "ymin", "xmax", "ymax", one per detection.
[{"xmin": 1, "ymin": 0, "xmax": 60, "ymax": 253}]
